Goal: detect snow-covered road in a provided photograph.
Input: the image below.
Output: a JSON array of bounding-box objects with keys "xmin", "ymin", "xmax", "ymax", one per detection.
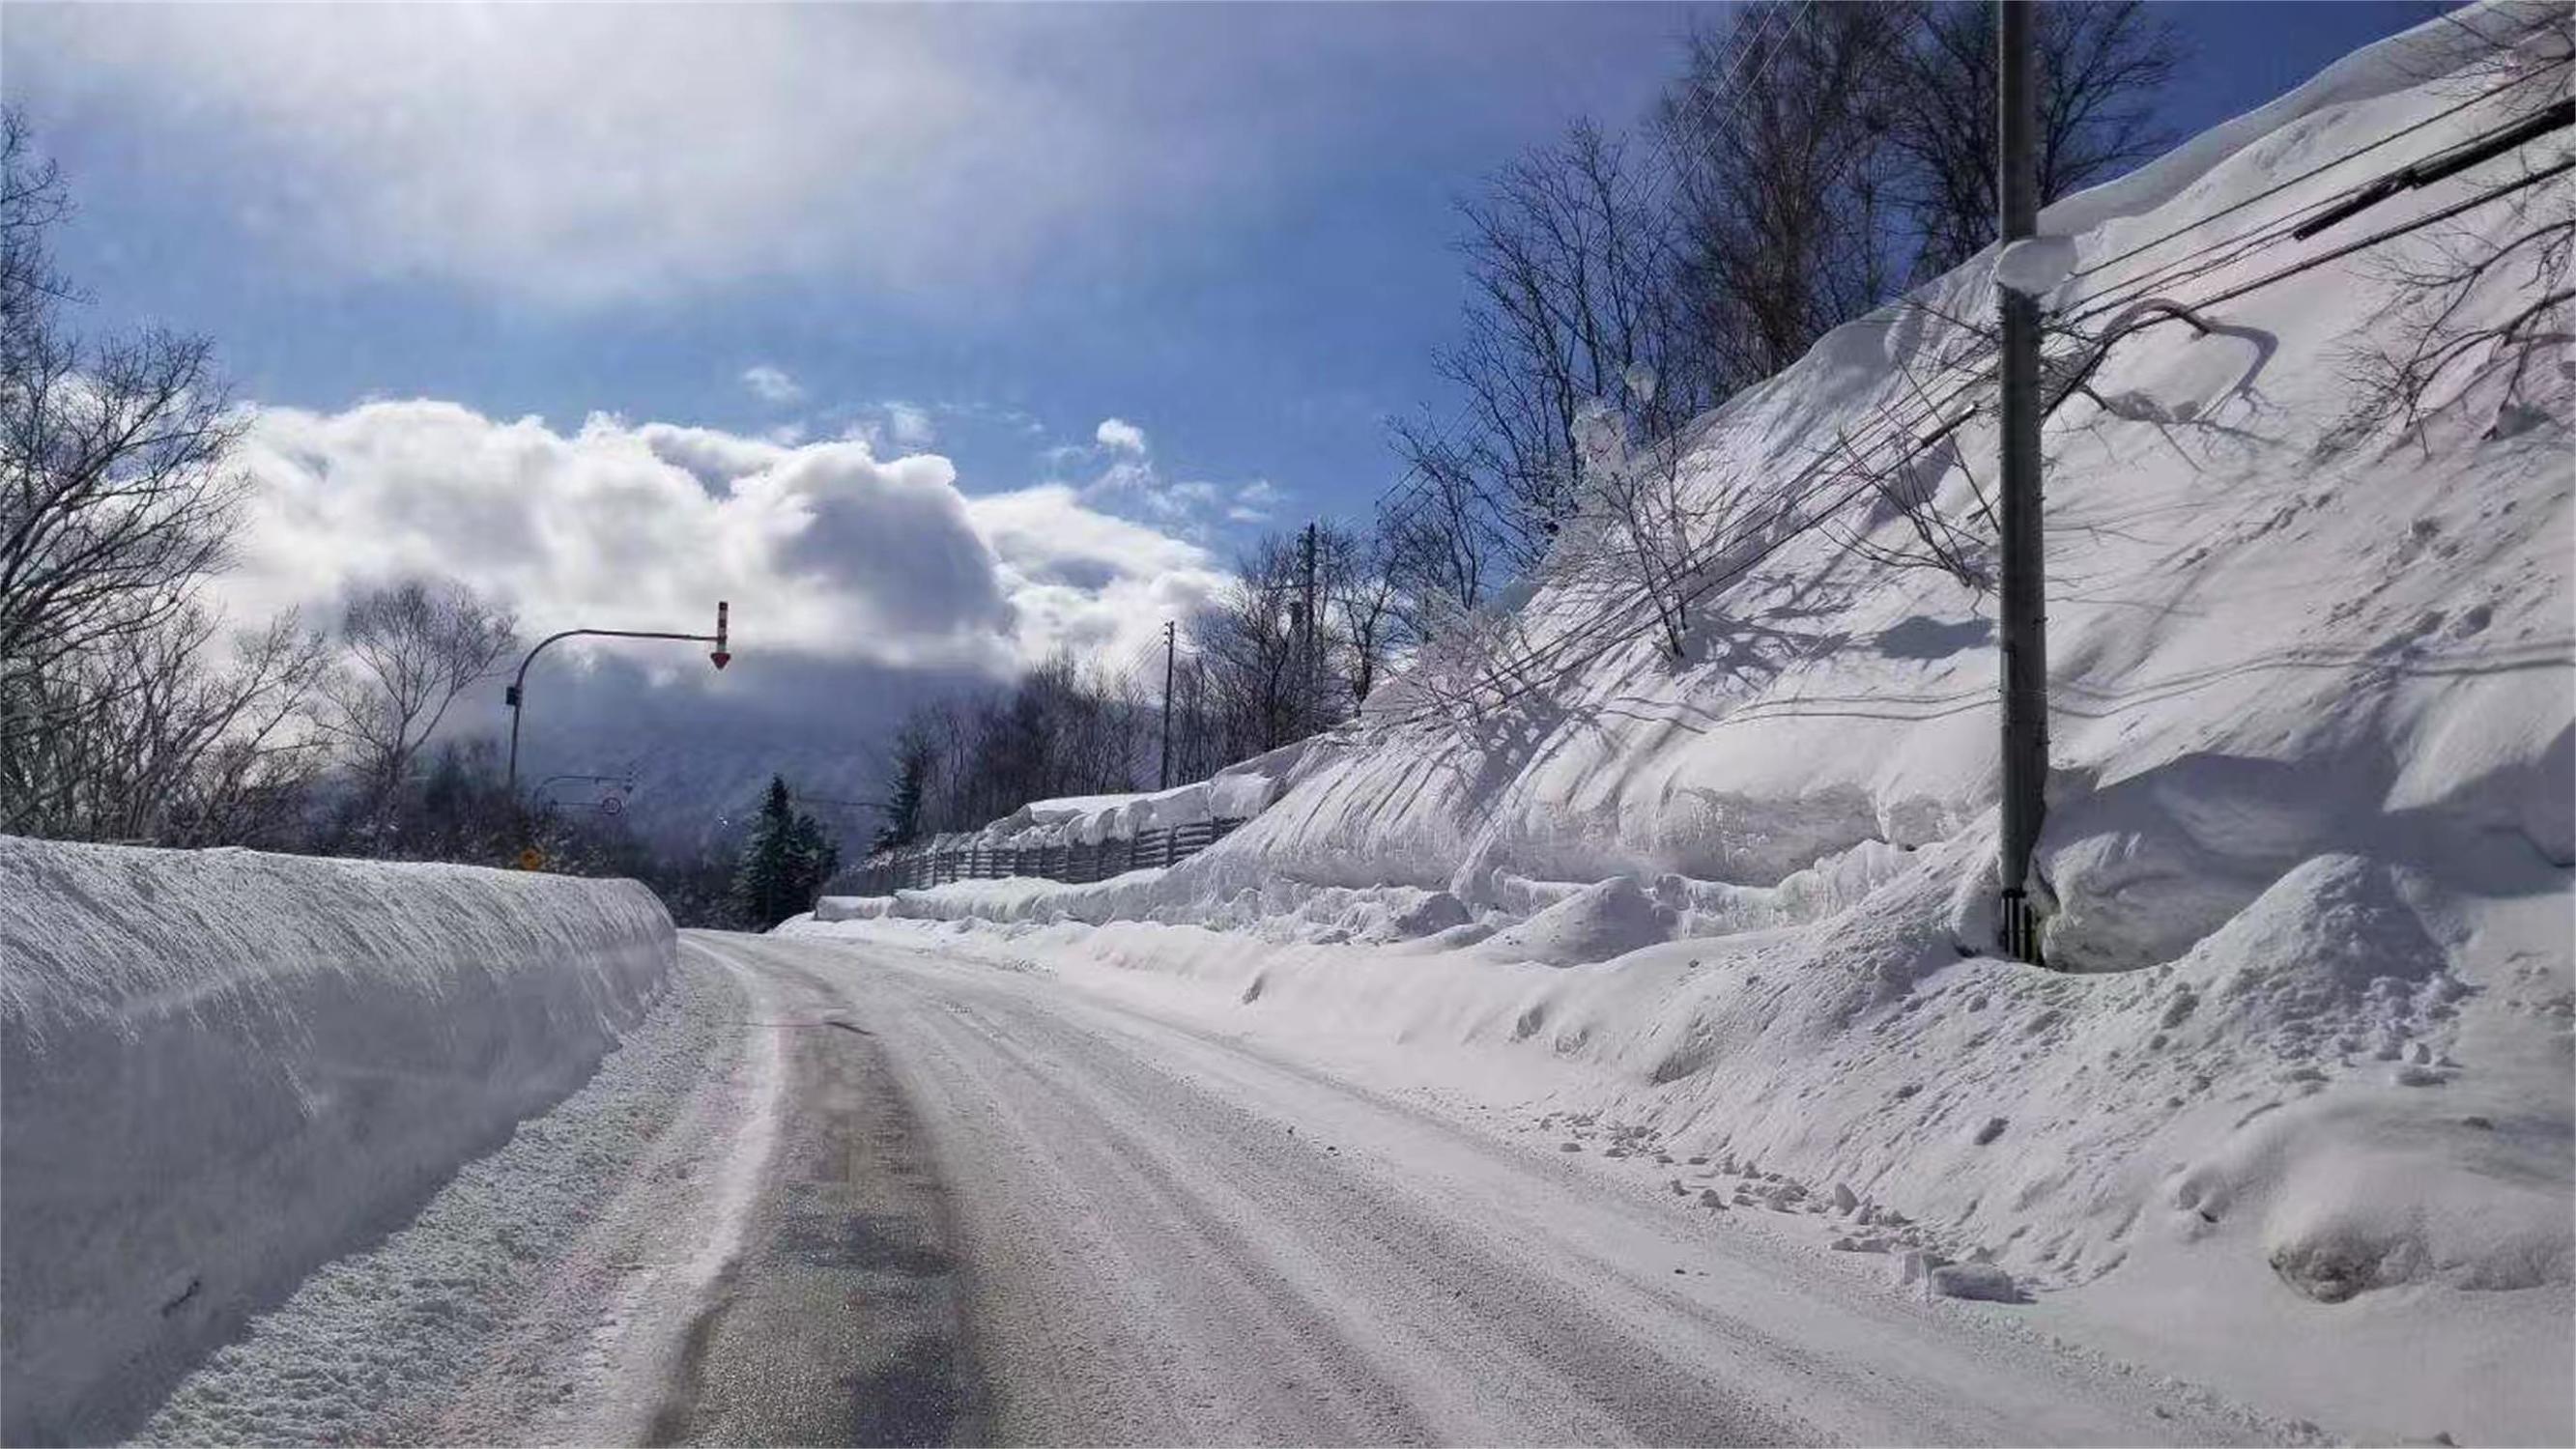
[{"xmin": 650, "ymin": 930, "xmax": 2278, "ymax": 1446}]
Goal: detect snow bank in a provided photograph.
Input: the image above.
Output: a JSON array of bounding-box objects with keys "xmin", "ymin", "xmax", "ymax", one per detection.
[
  {"xmin": 134, "ymin": 949, "xmax": 741, "ymax": 1445},
  {"xmin": 795, "ymin": 11, "xmax": 2574, "ymax": 1439},
  {"xmin": 0, "ymin": 838, "xmax": 673, "ymax": 1445}
]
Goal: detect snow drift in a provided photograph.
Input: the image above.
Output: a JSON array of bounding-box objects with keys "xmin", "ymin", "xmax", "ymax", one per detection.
[
  {"xmin": 797, "ymin": 9, "xmax": 2573, "ymax": 1441},
  {"xmin": 0, "ymin": 838, "xmax": 673, "ymax": 1445}
]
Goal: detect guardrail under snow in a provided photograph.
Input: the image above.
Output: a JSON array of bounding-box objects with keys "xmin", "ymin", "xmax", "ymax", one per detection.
[
  {"xmin": 0, "ymin": 838, "xmax": 675, "ymax": 1445},
  {"xmin": 838, "ymin": 743, "xmax": 1308, "ymax": 898},
  {"xmin": 848, "ymin": 814, "xmax": 1251, "ymax": 895}
]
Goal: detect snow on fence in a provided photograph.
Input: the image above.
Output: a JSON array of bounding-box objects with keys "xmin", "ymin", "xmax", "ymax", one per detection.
[
  {"xmin": 846, "ymin": 814, "xmax": 1251, "ymax": 895},
  {"xmin": 0, "ymin": 838, "xmax": 674, "ymax": 1445}
]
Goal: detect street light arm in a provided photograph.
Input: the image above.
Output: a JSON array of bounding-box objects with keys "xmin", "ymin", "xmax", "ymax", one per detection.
[
  {"xmin": 511, "ymin": 627, "xmax": 717, "ymax": 695},
  {"xmin": 505, "ymin": 620, "xmax": 726, "ymax": 799}
]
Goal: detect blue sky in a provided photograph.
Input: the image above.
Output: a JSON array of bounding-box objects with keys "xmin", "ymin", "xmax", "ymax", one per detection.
[{"xmin": 10, "ymin": 2, "xmax": 2439, "ymax": 549}]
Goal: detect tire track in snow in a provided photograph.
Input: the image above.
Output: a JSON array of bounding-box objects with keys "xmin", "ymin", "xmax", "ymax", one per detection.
[
  {"xmin": 551, "ymin": 935, "xmax": 790, "ymax": 1444},
  {"xmin": 642, "ymin": 944, "xmax": 983, "ymax": 1447}
]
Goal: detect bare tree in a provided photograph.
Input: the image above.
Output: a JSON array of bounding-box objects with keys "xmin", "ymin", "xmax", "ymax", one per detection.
[
  {"xmin": 1657, "ymin": 2, "xmax": 1915, "ymax": 389},
  {"xmin": 1378, "ymin": 433, "xmax": 1503, "ymax": 636},
  {"xmin": 1554, "ymin": 367, "xmax": 1709, "ymax": 662},
  {"xmin": 0, "ymin": 110, "xmax": 325, "ymax": 843},
  {"xmin": 874, "ymin": 646, "xmax": 1162, "ymax": 840},
  {"xmin": 319, "ymin": 579, "xmax": 517, "ymax": 846},
  {"xmin": 1399, "ymin": 120, "xmax": 1706, "ymax": 582},
  {"xmin": 3, "ymin": 606, "xmax": 329, "ymax": 841},
  {"xmin": 1888, "ymin": 1, "xmax": 2188, "ymax": 278},
  {"xmin": 1160, "ymin": 645, "xmax": 1227, "ymax": 789},
  {"xmin": 2330, "ymin": 8, "xmax": 2574, "ymax": 450},
  {"xmin": 1, "ymin": 107, "xmax": 77, "ymax": 380},
  {"xmin": 2336, "ymin": 173, "xmax": 2574, "ymax": 448},
  {"xmin": 2, "ymin": 108, "xmax": 244, "ymax": 750},
  {"xmin": 1317, "ymin": 521, "xmax": 1402, "ymax": 706}
]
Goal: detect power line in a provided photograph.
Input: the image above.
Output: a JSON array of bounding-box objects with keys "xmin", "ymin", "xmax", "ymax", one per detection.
[
  {"xmin": 2290, "ymin": 95, "xmax": 2572, "ymax": 240},
  {"xmin": 2059, "ymin": 56, "xmax": 2570, "ymax": 314},
  {"xmin": 2188, "ymin": 152, "xmax": 2570, "ymax": 313},
  {"xmin": 2064, "ymin": 54, "xmax": 2567, "ymax": 286}
]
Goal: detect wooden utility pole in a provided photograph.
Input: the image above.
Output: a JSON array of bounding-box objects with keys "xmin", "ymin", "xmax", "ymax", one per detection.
[
  {"xmin": 1995, "ymin": 0, "xmax": 2048, "ymax": 964},
  {"xmin": 1159, "ymin": 619, "xmax": 1176, "ymax": 790}
]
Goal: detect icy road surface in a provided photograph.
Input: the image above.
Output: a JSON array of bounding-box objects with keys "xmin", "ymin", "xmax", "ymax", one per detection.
[{"xmin": 626, "ymin": 931, "xmax": 2268, "ymax": 1447}]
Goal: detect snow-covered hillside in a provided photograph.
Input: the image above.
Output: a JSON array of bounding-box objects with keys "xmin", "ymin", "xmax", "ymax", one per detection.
[
  {"xmin": 797, "ymin": 10, "xmax": 2575, "ymax": 1442},
  {"xmin": 0, "ymin": 839, "xmax": 673, "ymax": 1444}
]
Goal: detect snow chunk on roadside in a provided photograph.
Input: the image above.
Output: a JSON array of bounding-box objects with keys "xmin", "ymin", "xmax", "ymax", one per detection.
[
  {"xmin": 2174, "ymin": 853, "xmax": 2449, "ymax": 1057},
  {"xmin": 1932, "ymin": 1262, "xmax": 2023, "ymax": 1302},
  {"xmin": 1482, "ymin": 875, "xmax": 1674, "ymax": 966}
]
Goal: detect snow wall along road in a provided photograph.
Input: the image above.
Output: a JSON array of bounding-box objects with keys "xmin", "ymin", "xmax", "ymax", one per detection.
[{"xmin": 0, "ymin": 838, "xmax": 674, "ymax": 1444}]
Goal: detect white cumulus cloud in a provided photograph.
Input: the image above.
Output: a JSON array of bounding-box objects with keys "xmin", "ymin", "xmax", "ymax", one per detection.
[
  {"xmin": 220, "ymin": 401, "xmax": 1223, "ymax": 682},
  {"xmin": 1095, "ymin": 416, "xmax": 1149, "ymax": 455}
]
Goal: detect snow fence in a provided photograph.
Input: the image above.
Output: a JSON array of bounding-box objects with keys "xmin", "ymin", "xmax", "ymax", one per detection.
[{"xmin": 0, "ymin": 838, "xmax": 674, "ymax": 1445}]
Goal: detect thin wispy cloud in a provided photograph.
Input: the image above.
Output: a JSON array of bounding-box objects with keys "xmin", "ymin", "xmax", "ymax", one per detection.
[
  {"xmin": 886, "ymin": 402, "xmax": 936, "ymax": 449},
  {"xmin": 741, "ymin": 364, "xmax": 804, "ymax": 405},
  {"xmin": 4, "ymin": 5, "xmax": 1285, "ymax": 306},
  {"xmin": 1053, "ymin": 415, "xmax": 1276, "ymax": 539},
  {"xmin": 1228, "ymin": 479, "xmax": 1283, "ymax": 523}
]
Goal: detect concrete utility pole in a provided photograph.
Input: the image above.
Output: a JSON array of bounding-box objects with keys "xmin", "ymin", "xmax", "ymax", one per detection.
[
  {"xmin": 1300, "ymin": 522, "xmax": 1321, "ymax": 710},
  {"xmin": 1995, "ymin": 0, "xmax": 2049, "ymax": 964},
  {"xmin": 1159, "ymin": 619, "xmax": 1177, "ymax": 790}
]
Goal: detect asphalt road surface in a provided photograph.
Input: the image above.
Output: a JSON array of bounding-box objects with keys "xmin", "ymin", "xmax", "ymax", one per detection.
[{"xmin": 637, "ymin": 930, "xmax": 2260, "ymax": 1447}]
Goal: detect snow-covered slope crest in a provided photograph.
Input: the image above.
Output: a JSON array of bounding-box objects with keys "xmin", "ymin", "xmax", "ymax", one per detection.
[
  {"xmin": 0, "ymin": 837, "xmax": 674, "ymax": 1445},
  {"xmin": 853, "ymin": 5, "xmax": 2574, "ymax": 964},
  {"xmin": 800, "ymin": 9, "xmax": 2574, "ymax": 1440}
]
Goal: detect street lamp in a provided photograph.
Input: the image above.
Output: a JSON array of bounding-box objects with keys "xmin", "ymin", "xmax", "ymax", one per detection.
[{"xmin": 504, "ymin": 601, "xmax": 730, "ymax": 798}]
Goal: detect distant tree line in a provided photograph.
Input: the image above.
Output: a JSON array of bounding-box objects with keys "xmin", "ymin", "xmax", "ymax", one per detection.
[{"xmin": 870, "ymin": 520, "xmax": 1402, "ymax": 853}]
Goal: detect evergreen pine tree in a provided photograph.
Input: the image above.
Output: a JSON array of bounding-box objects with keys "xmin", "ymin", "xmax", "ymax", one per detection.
[
  {"xmin": 873, "ymin": 733, "xmax": 932, "ymax": 853},
  {"xmin": 733, "ymin": 776, "xmax": 844, "ymax": 929},
  {"xmin": 789, "ymin": 812, "xmax": 840, "ymax": 907},
  {"xmin": 733, "ymin": 776, "xmax": 796, "ymax": 928}
]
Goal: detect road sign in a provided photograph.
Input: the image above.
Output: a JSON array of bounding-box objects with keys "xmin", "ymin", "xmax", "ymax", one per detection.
[
  {"xmin": 517, "ymin": 846, "xmax": 547, "ymax": 871},
  {"xmin": 599, "ymin": 793, "xmax": 623, "ymax": 816}
]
